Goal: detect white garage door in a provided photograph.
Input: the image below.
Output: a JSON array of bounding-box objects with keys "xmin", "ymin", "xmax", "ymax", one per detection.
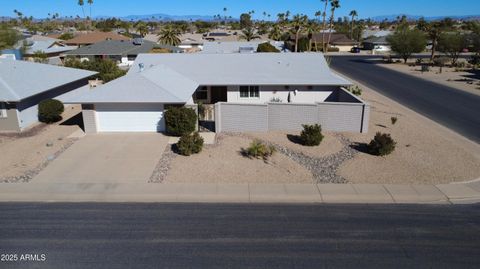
[{"xmin": 96, "ymin": 103, "xmax": 165, "ymax": 132}]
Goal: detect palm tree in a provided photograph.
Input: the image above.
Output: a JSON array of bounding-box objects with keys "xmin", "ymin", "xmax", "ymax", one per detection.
[
  {"xmin": 349, "ymin": 10, "xmax": 357, "ymax": 40},
  {"xmin": 223, "ymin": 7, "xmax": 227, "ymax": 25},
  {"xmin": 291, "ymin": 14, "xmax": 308, "ymax": 52},
  {"xmin": 157, "ymin": 25, "xmax": 181, "ymax": 46},
  {"xmin": 305, "ymin": 22, "xmax": 318, "ymax": 51},
  {"xmin": 136, "ymin": 22, "xmax": 148, "ymax": 37},
  {"xmin": 88, "ymin": 0, "xmax": 93, "ymax": 18},
  {"xmin": 326, "ymin": 0, "xmax": 340, "ymax": 54},
  {"xmin": 315, "ymin": 11, "xmax": 322, "ymax": 23},
  {"xmin": 320, "ymin": 0, "xmax": 329, "ymax": 52},
  {"xmin": 269, "ymin": 24, "xmax": 282, "ymax": 40},
  {"xmin": 78, "ymin": 0, "xmax": 85, "ymax": 18},
  {"xmin": 240, "ymin": 27, "xmax": 260, "ymax": 41}
]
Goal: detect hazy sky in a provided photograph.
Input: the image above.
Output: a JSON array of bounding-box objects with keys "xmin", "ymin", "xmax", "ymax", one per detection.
[{"xmin": 1, "ymin": 0, "xmax": 479, "ymax": 19}]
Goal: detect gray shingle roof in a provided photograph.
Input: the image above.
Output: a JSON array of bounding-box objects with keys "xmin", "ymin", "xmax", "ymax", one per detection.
[
  {"xmin": 62, "ymin": 39, "xmax": 158, "ymax": 56},
  {"xmin": 0, "ymin": 59, "xmax": 97, "ymax": 102},
  {"xmin": 65, "ymin": 53, "xmax": 351, "ymax": 104}
]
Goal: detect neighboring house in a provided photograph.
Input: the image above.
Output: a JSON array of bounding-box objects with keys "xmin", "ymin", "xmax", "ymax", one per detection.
[
  {"xmin": 203, "ymin": 30, "xmax": 239, "ymax": 42},
  {"xmin": 64, "ymin": 53, "xmax": 369, "ymax": 134},
  {"xmin": 61, "ymin": 39, "xmax": 160, "ymax": 67},
  {"xmin": 286, "ymin": 33, "xmax": 359, "ymax": 52},
  {"xmin": 64, "ymin": 31, "xmax": 130, "ymax": 47},
  {"xmin": 201, "ymin": 41, "xmax": 285, "ymax": 54},
  {"xmin": 362, "ymin": 30, "xmax": 392, "ymax": 38},
  {"xmin": 0, "ymin": 59, "xmax": 97, "ymax": 132},
  {"xmin": 362, "ymin": 36, "xmax": 391, "ymax": 52},
  {"xmin": 20, "ymin": 37, "xmax": 77, "ymax": 59}
]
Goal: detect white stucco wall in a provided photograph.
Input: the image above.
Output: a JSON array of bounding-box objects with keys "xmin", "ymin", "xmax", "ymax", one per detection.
[
  {"xmin": 226, "ymin": 85, "xmax": 334, "ymax": 104},
  {"xmin": 17, "ymin": 105, "xmax": 39, "ymax": 129}
]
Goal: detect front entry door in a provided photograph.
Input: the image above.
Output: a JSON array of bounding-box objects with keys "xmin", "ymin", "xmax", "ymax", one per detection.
[{"xmin": 210, "ymin": 86, "xmax": 228, "ymax": 103}]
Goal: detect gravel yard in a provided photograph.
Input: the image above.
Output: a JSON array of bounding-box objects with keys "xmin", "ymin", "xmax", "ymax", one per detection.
[
  {"xmin": 248, "ymin": 131, "xmax": 343, "ymax": 159},
  {"xmin": 379, "ymin": 61, "xmax": 480, "ymax": 96},
  {"xmin": 0, "ymin": 124, "xmax": 80, "ymax": 182},
  {"xmin": 165, "ymin": 135, "xmax": 314, "ymax": 184},
  {"xmin": 338, "ymin": 82, "xmax": 480, "ymax": 184}
]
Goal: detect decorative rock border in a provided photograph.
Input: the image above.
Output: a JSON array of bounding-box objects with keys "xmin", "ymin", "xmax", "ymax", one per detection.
[
  {"xmin": 226, "ymin": 132, "xmax": 357, "ymax": 183},
  {"xmin": 149, "ymin": 147, "xmax": 176, "ymax": 183}
]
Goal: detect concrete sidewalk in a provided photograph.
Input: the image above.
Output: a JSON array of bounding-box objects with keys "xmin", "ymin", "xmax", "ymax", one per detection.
[{"xmin": 1, "ymin": 182, "xmax": 480, "ymax": 204}]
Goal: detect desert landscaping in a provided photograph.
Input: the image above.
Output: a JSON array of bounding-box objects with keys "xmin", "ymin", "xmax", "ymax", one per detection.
[{"xmin": 379, "ymin": 59, "xmax": 480, "ymax": 96}]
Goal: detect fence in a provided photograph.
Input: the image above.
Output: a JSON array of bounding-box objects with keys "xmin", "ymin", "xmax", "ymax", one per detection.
[{"xmin": 215, "ymin": 101, "xmax": 369, "ymax": 133}]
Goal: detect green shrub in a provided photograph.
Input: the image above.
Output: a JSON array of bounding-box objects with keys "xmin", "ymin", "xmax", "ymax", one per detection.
[
  {"xmin": 347, "ymin": 85, "xmax": 362, "ymax": 96},
  {"xmin": 300, "ymin": 124, "xmax": 324, "ymax": 146},
  {"xmin": 367, "ymin": 132, "xmax": 396, "ymax": 156},
  {"xmin": 391, "ymin": 117, "xmax": 398, "ymax": 125},
  {"xmin": 257, "ymin": 42, "xmax": 280, "ymax": 52},
  {"xmin": 164, "ymin": 107, "xmax": 197, "ymax": 136},
  {"xmin": 38, "ymin": 99, "xmax": 64, "ymax": 123},
  {"xmin": 243, "ymin": 140, "xmax": 276, "ymax": 160},
  {"xmin": 176, "ymin": 132, "xmax": 204, "ymax": 156}
]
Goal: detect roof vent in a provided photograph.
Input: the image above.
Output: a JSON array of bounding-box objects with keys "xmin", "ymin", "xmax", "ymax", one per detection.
[{"xmin": 139, "ymin": 63, "xmax": 145, "ymax": 72}]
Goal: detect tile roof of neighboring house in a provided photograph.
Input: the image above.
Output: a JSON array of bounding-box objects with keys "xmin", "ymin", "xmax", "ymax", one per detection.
[
  {"xmin": 0, "ymin": 59, "xmax": 97, "ymax": 102},
  {"xmin": 62, "ymin": 39, "xmax": 158, "ymax": 56},
  {"xmin": 64, "ymin": 53, "xmax": 351, "ymax": 104},
  {"xmin": 64, "ymin": 31, "xmax": 130, "ymax": 46}
]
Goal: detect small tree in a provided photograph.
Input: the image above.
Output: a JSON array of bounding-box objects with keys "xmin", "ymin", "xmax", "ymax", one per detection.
[
  {"xmin": 300, "ymin": 124, "xmax": 324, "ymax": 146},
  {"xmin": 367, "ymin": 132, "xmax": 396, "ymax": 156},
  {"xmin": 257, "ymin": 42, "xmax": 280, "ymax": 52},
  {"xmin": 437, "ymin": 33, "xmax": 467, "ymax": 66},
  {"xmin": 32, "ymin": 50, "xmax": 48, "ymax": 63},
  {"xmin": 164, "ymin": 107, "xmax": 197, "ymax": 136},
  {"xmin": 38, "ymin": 99, "xmax": 64, "ymax": 123},
  {"xmin": 176, "ymin": 132, "xmax": 204, "ymax": 156},
  {"xmin": 387, "ymin": 24, "xmax": 427, "ymax": 63}
]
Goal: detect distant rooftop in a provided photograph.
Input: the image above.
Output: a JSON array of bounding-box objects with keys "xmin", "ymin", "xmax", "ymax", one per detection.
[
  {"xmin": 62, "ymin": 39, "xmax": 158, "ymax": 56},
  {"xmin": 65, "ymin": 31, "xmax": 130, "ymax": 46}
]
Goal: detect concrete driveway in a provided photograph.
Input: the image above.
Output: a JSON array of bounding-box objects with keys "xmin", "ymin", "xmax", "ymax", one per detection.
[{"xmin": 34, "ymin": 133, "xmax": 169, "ymax": 183}]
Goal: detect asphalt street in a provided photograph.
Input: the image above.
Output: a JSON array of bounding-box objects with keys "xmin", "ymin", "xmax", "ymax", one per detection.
[
  {"xmin": 0, "ymin": 203, "xmax": 479, "ymax": 268},
  {"xmin": 330, "ymin": 56, "xmax": 480, "ymax": 143}
]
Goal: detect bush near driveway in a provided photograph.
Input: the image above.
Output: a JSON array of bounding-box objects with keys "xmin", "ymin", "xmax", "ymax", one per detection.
[
  {"xmin": 368, "ymin": 132, "xmax": 396, "ymax": 156},
  {"xmin": 300, "ymin": 124, "xmax": 324, "ymax": 146},
  {"xmin": 177, "ymin": 132, "xmax": 204, "ymax": 156},
  {"xmin": 38, "ymin": 99, "xmax": 64, "ymax": 123},
  {"xmin": 164, "ymin": 107, "xmax": 197, "ymax": 136}
]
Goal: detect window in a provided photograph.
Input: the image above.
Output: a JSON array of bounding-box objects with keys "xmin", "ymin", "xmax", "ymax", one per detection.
[
  {"xmin": 240, "ymin": 86, "xmax": 259, "ymax": 98},
  {"xmin": 0, "ymin": 103, "xmax": 7, "ymax": 118},
  {"xmin": 195, "ymin": 86, "xmax": 208, "ymax": 100}
]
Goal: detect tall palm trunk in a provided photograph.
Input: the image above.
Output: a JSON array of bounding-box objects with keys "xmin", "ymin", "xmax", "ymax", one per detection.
[
  {"xmin": 321, "ymin": 1, "xmax": 329, "ymax": 52},
  {"xmin": 295, "ymin": 30, "xmax": 299, "ymax": 52},
  {"xmin": 350, "ymin": 16, "xmax": 354, "ymax": 40},
  {"xmin": 326, "ymin": 10, "xmax": 335, "ymax": 54},
  {"xmin": 430, "ymin": 35, "xmax": 437, "ymax": 63}
]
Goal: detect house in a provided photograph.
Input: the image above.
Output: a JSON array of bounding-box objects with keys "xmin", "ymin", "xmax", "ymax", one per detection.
[
  {"xmin": 64, "ymin": 53, "xmax": 369, "ymax": 134},
  {"xmin": 0, "ymin": 59, "xmax": 97, "ymax": 132},
  {"xmin": 201, "ymin": 41, "xmax": 285, "ymax": 54},
  {"xmin": 286, "ymin": 33, "xmax": 359, "ymax": 52},
  {"xmin": 64, "ymin": 31, "xmax": 130, "ymax": 47},
  {"xmin": 20, "ymin": 36, "xmax": 77, "ymax": 62},
  {"xmin": 361, "ymin": 36, "xmax": 391, "ymax": 52},
  {"xmin": 61, "ymin": 39, "xmax": 161, "ymax": 67}
]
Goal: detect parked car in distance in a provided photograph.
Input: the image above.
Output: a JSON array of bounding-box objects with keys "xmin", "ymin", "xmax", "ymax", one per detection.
[{"xmin": 350, "ymin": 47, "xmax": 361, "ymax": 53}]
